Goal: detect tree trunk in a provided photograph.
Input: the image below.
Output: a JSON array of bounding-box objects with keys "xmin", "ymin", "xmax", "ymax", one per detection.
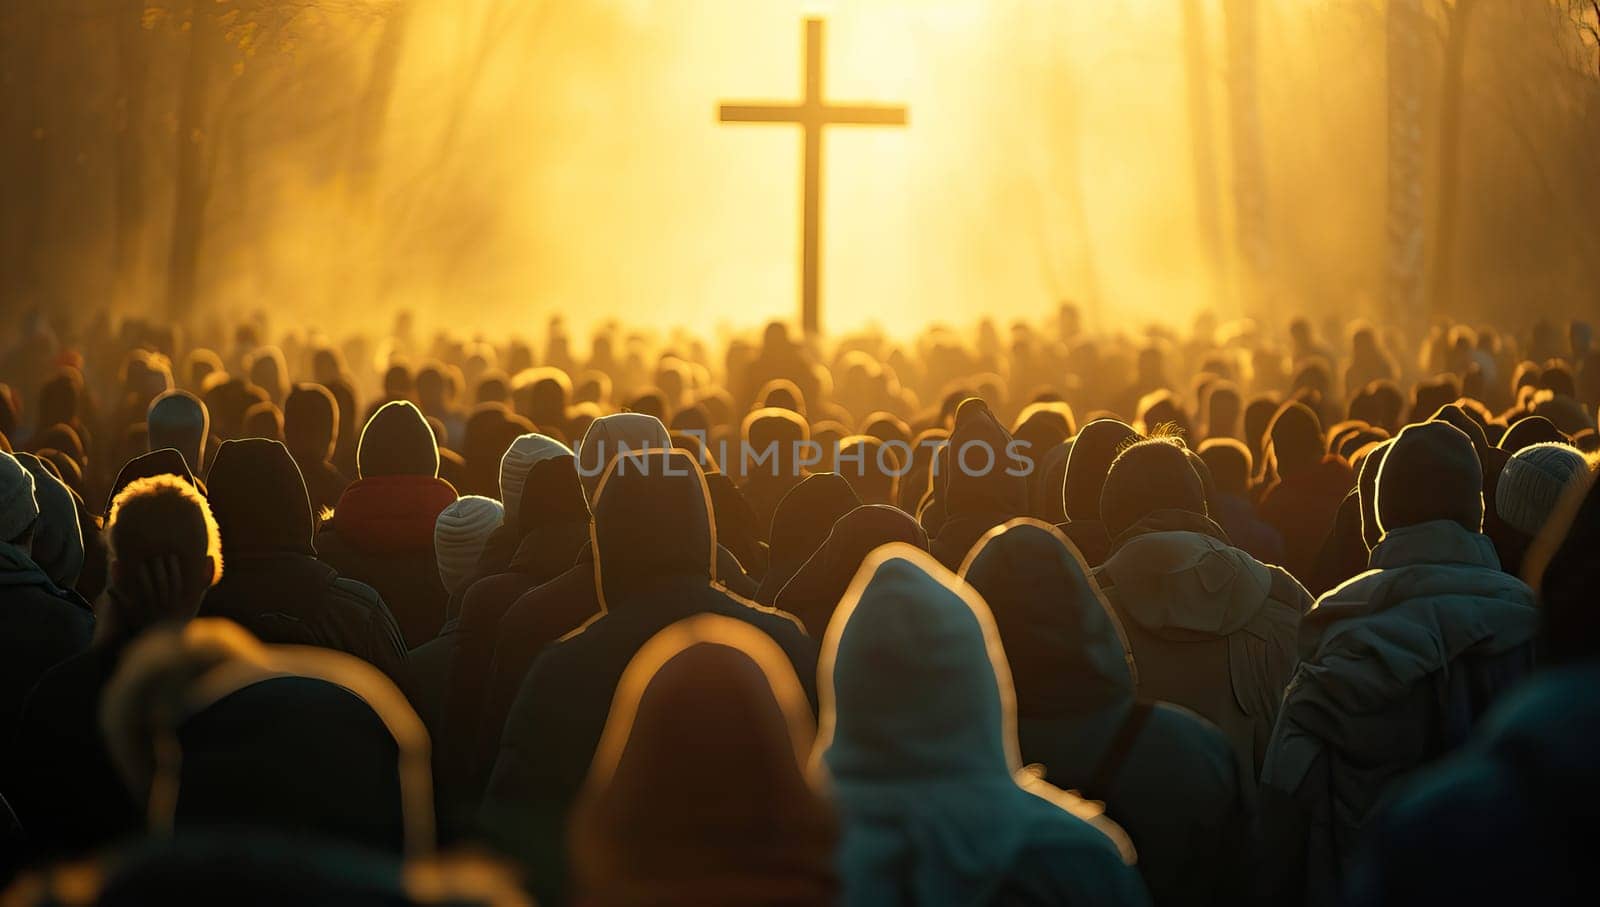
[
  {"xmin": 1182, "ymin": 0, "xmax": 1229, "ymax": 314},
  {"xmin": 1224, "ymin": 0, "xmax": 1272, "ymax": 320},
  {"xmin": 165, "ymin": 2, "xmax": 214, "ymax": 323},
  {"xmin": 113, "ymin": 4, "xmax": 150, "ymax": 308},
  {"xmin": 1426, "ymin": 0, "xmax": 1478, "ymax": 318},
  {"xmin": 1387, "ymin": 0, "xmax": 1427, "ymax": 346}
]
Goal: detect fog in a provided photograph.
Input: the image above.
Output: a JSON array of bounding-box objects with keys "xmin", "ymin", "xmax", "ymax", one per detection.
[{"xmin": 3, "ymin": 0, "xmax": 1598, "ymax": 342}]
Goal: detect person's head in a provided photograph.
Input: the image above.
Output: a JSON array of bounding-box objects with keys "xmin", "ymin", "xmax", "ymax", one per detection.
[
  {"xmin": 433, "ymin": 495, "xmax": 504, "ymax": 598},
  {"xmin": 1495, "ymin": 443, "xmax": 1591, "ymax": 539},
  {"xmin": 1357, "ymin": 439, "xmax": 1393, "ymax": 549},
  {"xmin": 1376, "ymin": 422, "xmax": 1484, "ymax": 536},
  {"xmin": 283, "ymin": 384, "xmax": 339, "ymax": 463},
  {"xmin": 205, "ymin": 439, "xmax": 315, "ymax": 559},
  {"xmin": 591, "ymin": 449, "xmax": 714, "ymax": 604},
  {"xmin": 577, "ymin": 413, "xmax": 672, "ymax": 502},
  {"xmin": 240, "ymin": 401, "xmax": 284, "ymax": 443},
  {"xmin": 1099, "ymin": 437, "xmax": 1208, "ymax": 539},
  {"xmin": 15, "ymin": 452, "xmax": 84, "ymax": 588},
  {"xmin": 741, "ymin": 407, "xmax": 810, "ymax": 478},
  {"xmin": 571, "ymin": 615, "xmax": 836, "ymax": 905},
  {"xmin": 1060, "ymin": 418, "xmax": 1138, "ymax": 522},
  {"xmin": 1197, "ymin": 437, "xmax": 1252, "ymax": 496},
  {"xmin": 1267, "ymin": 401, "xmax": 1324, "ymax": 478},
  {"xmin": 0, "ymin": 450, "xmax": 39, "ymax": 555},
  {"xmin": 499, "ymin": 433, "xmax": 572, "ymax": 509},
  {"xmin": 246, "ymin": 346, "xmax": 289, "ymax": 405},
  {"xmin": 1500, "ymin": 415, "xmax": 1567, "ymax": 453},
  {"xmin": 107, "ymin": 474, "xmax": 222, "ymax": 632},
  {"xmin": 147, "ymin": 391, "xmax": 210, "ymax": 475},
  {"xmin": 356, "ymin": 400, "xmax": 439, "ymax": 479},
  {"xmin": 1203, "ymin": 382, "xmax": 1242, "ymax": 439}
]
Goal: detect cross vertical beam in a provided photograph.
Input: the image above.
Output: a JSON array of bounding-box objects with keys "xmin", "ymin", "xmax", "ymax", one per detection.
[
  {"xmin": 718, "ymin": 18, "xmax": 908, "ymax": 336},
  {"xmin": 802, "ymin": 19, "xmax": 823, "ymax": 337}
]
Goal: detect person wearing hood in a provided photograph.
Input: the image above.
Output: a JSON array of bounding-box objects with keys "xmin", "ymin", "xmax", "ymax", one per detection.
[
  {"xmin": 439, "ymin": 456, "xmax": 591, "ymax": 801},
  {"xmin": 200, "ymin": 438, "xmax": 408, "ymax": 685},
  {"xmin": 574, "ymin": 412, "xmax": 673, "ymax": 502},
  {"xmin": 480, "ymin": 449, "xmax": 817, "ymax": 906},
  {"xmin": 408, "ymin": 495, "xmax": 503, "ymax": 719},
  {"xmin": 1257, "ymin": 401, "xmax": 1356, "ymax": 583},
  {"xmin": 283, "ymin": 383, "xmax": 349, "ymax": 518},
  {"xmin": 146, "ymin": 390, "xmax": 209, "ymax": 477},
  {"xmin": 927, "ymin": 398, "xmax": 1030, "ymax": 570},
  {"xmin": 317, "ymin": 400, "xmax": 459, "ymax": 647},
  {"xmin": 960, "ymin": 519, "xmax": 1256, "ymax": 907},
  {"xmin": 1058, "ymin": 418, "xmax": 1139, "ymax": 567},
  {"xmin": 737, "ymin": 407, "xmax": 813, "ymax": 537},
  {"xmin": 569, "ymin": 614, "xmax": 838, "ymax": 907},
  {"xmin": 1259, "ymin": 421, "xmax": 1540, "ymax": 907},
  {"xmin": 459, "ymin": 402, "xmax": 536, "ymax": 500},
  {"xmin": 705, "ymin": 472, "xmax": 767, "ymax": 579},
  {"xmin": 5, "ymin": 474, "xmax": 220, "ymax": 860},
  {"xmin": 100, "ymin": 619, "xmax": 427, "ymax": 857},
  {"xmin": 14, "ymin": 451, "xmax": 84, "ymax": 591},
  {"xmin": 109, "ymin": 447, "xmax": 203, "ymax": 505},
  {"xmin": 0, "ymin": 450, "xmax": 93, "ymax": 734},
  {"xmin": 475, "ymin": 432, "xmax": 572, "ymax": 574},
  {"xmin": 473, "ymin": 429, "xmax": 759, "ymax": 798},
  {"xmin": 1306, "ymin": 440, "xmax": 1391, "ymax": 595},
  {"xmin": 1196, "ymin": 438, "xmax": 1286, "ymax": 567},
  {"xmin": 818, "ymin": 543, "xmax": 1148, "ymax": 907},
  {"xmin": 752, "ymin": 472, "xmax": 860, "ymax": 603},
  {"xmin": 1094, "ymin": 438, "xmax": 1307, "ymax": 775},
  {"xmin": 775, "ymin": 504, "xmax": 929, "ymax": 636}
]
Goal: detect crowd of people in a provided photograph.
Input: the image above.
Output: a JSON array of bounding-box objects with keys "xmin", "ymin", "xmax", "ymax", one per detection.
[{"xmin": 0, "ymin": 303, "xmax": 1595, "ymax": 905}]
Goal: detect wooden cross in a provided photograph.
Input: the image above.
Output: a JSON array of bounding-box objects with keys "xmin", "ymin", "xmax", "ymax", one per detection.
[{"xmin": 719, "ymin": 18, "xmax": 909, "ymax": 336}]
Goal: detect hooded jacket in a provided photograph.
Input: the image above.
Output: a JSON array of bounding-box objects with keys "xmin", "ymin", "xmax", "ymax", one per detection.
[
  {"xmin": 775, "ymin": 504, "xmax": 929, "ymax": 636},
  {"xmin": 961, "ymin": 521, "xmax": 1256, "ymax": 907},
  {"xmin": 200, "ymin": 439, "xmax": 408, "ymax": 685},
  {"xmin": 479, "ymin": 450, "xmax": 816, "ymax": 906},
  {"xmin": 426, "ymin": 455, "xmax": 590, "ymax": 822},
  {"xmin": 1096, "ymin": 509, "xmax": 1306, "ymax": 774},
  {"xmin": 1346, "ymin": 662, "xmax": 1600, "ymax": 906},
  {"xmin": 317, "ymin": 473, "xmax": 459, "ymax": 648},
  {"xmin": 752, "ymin": 472, "xmax": 860, "ymax": 603},
  {"xmin": 821, "ymin": 545, "xmax": 1148, "ymax": 907},
  {"xmin": 1258, "ymin": 455, "xmax": 1356, "ymax": 584},
  {"xmin": 569, "ymin": 616, "xmax": 838, "ymax": 906},
  {"xmin": 0, "ymin": 543, "xmax": 93, "ymax": 738},
  {"xmin": 1057, "ymin": 419, "xmax": 1140, "ymax": 567},
  {"xmin": 928, "ymin": 399, "xmax": 1029, "ymax": 570},
  {"xmin": 1258, "ymin": 519, "xmax": 1539, "ymax": 907}
]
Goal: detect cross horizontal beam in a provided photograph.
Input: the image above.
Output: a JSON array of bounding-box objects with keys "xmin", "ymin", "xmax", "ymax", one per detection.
[{"xmin": 718, "ymin": 103, "xmax": 909, "ymax": 127}]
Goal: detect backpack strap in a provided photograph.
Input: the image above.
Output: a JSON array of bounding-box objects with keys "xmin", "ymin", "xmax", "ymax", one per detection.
[{"xmin": 1087, "ymin": 701, "xmax": 1154, "ymax": 799}]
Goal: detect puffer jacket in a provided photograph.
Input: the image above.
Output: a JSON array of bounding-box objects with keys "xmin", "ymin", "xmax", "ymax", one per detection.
[{"xmin": 1258, "ymin": 519, "xmax": 1539, "ymax": 907}]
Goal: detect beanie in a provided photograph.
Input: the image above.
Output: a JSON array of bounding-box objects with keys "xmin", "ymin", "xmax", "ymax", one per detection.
[
  {"xmin": 0, "ymin": 450, "xmax": 39, "ymax": 543},
  {"xmin": 1495, "ymin": 442, "xmax": 1590, "ymax": 537},
  {"xmin": 577, "ymin": 413, "xmax": 671, "ymax": 501},
  {"xmin": 1377, "ymin": 421, "xmax": 1483, "ymax": 535},
  {"xmin": 358, "ymin": 400, "xmax": 439, "ymax": 478},
  {"xmin": 434, "ymin": 495, "xmax": 505, "ymax": 597},
  {"xmin": 1100, "ymin": 439, "xmax": 1207, "ymax": 540},
  {"xmin": 499, "ymin": 433, "xmax": 572, "ymax": 509}
]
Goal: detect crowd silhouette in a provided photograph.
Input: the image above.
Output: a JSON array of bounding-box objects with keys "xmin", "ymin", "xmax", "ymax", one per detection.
[{"xmin": 0, "ymin": 304, "xmax": 1596, "ymax": 905}]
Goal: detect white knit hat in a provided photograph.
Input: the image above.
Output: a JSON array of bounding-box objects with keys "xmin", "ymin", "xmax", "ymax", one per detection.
[
  {"xmin": 499, "ymin": 433, "xmax": 572, "ymax": 509},
  {"xmin": 0, "ymin": 451, "xmax": 39, "ymax": 544},
  {"xmin": 434, "ymin": 495, "xmax": 505, "ymax": 596},
  {"xmin": 1496, "ymin": 442, "xmax": 1590, "ymax": 536}
]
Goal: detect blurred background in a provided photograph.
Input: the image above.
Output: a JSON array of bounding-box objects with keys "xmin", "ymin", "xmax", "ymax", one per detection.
[{"xmin": 2, "ymin": 0, "xmax": 1598, "ymax": 339}]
